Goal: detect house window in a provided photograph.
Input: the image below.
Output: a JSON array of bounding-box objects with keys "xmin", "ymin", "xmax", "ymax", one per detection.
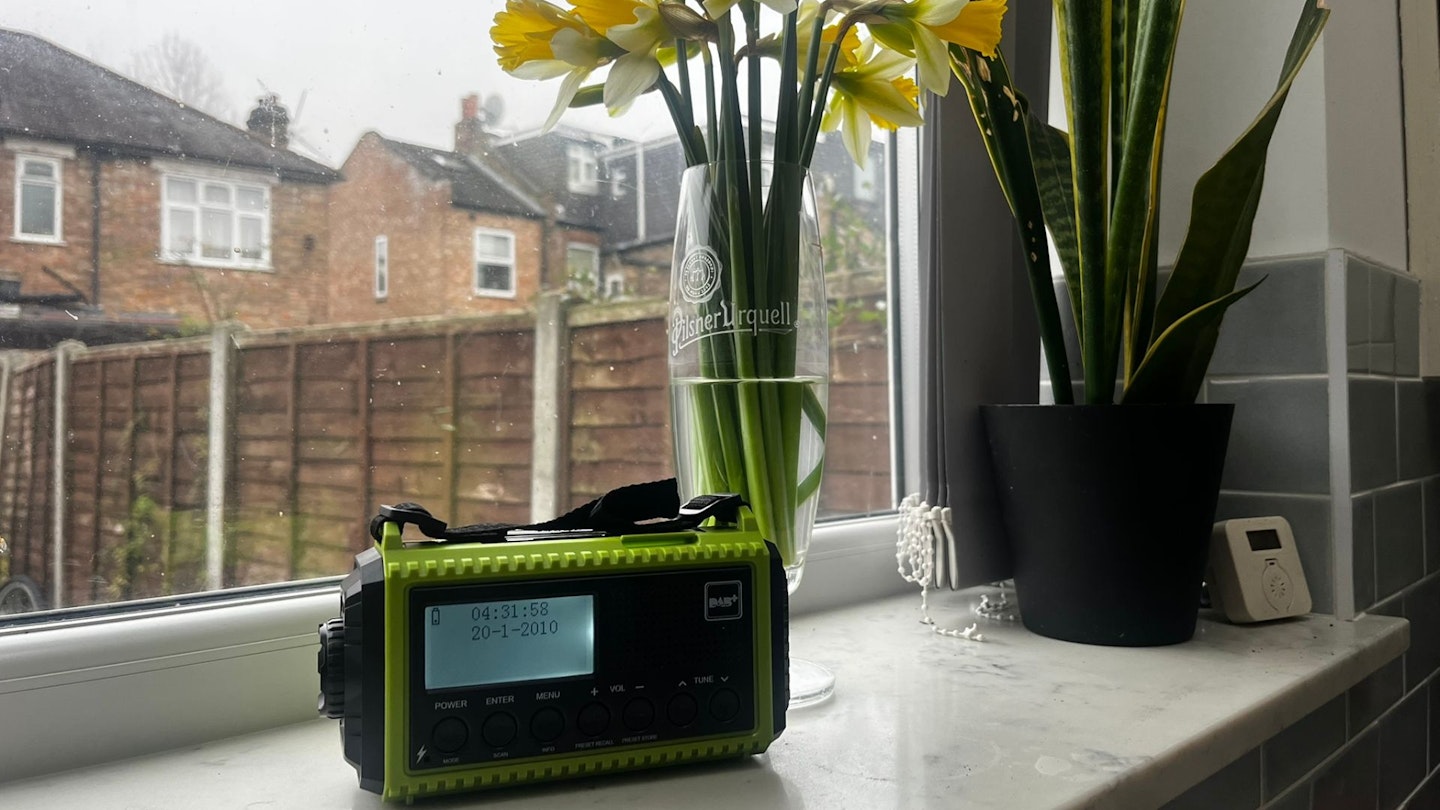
[
  {"xmin": 567, "ymin": 145, "xmax": 598, "ymax": 195},
  {"xmin": 605, "ymin": 274, "xmax": 625, "ymax": 299},
  {"xmin": 853, "ymin": 157, "xmax": 878, "ymax": 201},
  {"xmin": 474, "ymin": 228, "xmax": 516, "ymax": 297},
  {"xmin": 374, "ymin": 235, "xmax": 388, "ymax": 300},
  {"xmin": 161, "ymin": 175, "xmax": 270, "ymax": 268},
  {"xmin": 565, "ymin": 243, "xmax": 600, "ymax": 295},
  {"xmin": 14, "ymin": 155, "xmax": 62, "ymax": 242}
]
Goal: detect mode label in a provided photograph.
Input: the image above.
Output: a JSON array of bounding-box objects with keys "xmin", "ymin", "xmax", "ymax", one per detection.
[{"xmin": 704, "ymin": 580, "xmax": 743, "ymax": 621}]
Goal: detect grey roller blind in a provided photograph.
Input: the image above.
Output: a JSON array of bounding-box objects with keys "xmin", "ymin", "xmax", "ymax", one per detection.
[{"xmin": 915, "ymin": 4, "xmax": 1053, "ymax": 590}]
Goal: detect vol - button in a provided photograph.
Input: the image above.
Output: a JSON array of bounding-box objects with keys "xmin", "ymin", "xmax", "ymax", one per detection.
[{"xmin": 622, "ymin": 697, "xmax": 655, "ymax": 732}]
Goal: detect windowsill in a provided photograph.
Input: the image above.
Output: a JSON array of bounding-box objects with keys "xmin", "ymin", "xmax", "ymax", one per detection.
[
  {"xmin": 0, "ymin": 589, "xmax": 1407, "ymax": 809},
  {"xmin": 473, "ymin": 288, "xmax": 518, "ymax": 299},
  {"xmin": 158, "ymin": 257, "xmax": 273, "ymax": 273},
  {"xmin": 9, "ymin": 235, "xmax": 66, "ymax": 246}
]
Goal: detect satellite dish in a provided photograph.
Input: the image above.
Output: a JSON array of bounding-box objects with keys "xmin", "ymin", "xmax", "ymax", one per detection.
[{"xmin": 482, "ymin": 94, "xmax": 506, "ymax": 127}]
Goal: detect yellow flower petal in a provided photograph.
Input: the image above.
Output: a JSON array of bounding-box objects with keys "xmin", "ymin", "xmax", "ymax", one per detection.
[
  {"xmin": 928, "ymin": 0, "xmax": 1007, "ymax": 57},
  {"xmin": 571, "ymin": 0, "xmax": 641, "ymax": 34}
]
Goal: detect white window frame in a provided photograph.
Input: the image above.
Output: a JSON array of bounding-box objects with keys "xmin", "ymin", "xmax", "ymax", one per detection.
[
  {"xmin": 473, "ymin": 227, "xmax": 517, "ymax": 298},
  {"xmin": 159, "ymin": 170, "xmax": 272, "ymax": 271},
  {"xmin": 13, "ymin": 154, "xmax": 63, "ymax": 243},
  {"xmin": 567, "ymin": 145, "xmax": 599, "ymax": 195},
  {"xmin": 565, "ymin": 242, "xmax": 600, "ymax": 294},
  {"xmin": 374, "ymin": 235, "xmax": 389, "ymax": 300}
]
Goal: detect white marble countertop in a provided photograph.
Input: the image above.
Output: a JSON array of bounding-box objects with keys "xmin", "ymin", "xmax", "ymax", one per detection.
[{"xmin": 0, "ymin": 589, "xmax": 1407, "ymax": 810}]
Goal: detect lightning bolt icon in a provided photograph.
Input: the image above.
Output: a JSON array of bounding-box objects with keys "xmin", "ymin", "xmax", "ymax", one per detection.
[{"xmin": 416, "ymin": 745, "xmax": 428, "ymax": 765}]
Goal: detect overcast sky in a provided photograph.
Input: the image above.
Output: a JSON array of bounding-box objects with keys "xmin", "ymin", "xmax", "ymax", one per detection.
[{"xmin": 4, "ymin": 0, "xmax": 674, "ymax": 166}]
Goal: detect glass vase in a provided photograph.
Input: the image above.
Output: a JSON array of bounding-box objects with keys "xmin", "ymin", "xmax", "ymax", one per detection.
[{"xmin": 667, "ymin": 161, "xmax": 832, "ymax": 706}]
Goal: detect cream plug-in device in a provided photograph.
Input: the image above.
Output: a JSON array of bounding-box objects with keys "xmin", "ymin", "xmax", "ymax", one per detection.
[{"xmin": 1208, "ymin": 517, "xmax": 1311, "ymax": 623}]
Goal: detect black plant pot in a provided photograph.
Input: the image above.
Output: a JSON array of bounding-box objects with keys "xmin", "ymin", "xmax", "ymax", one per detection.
[{"xmin": 980, "ymin": 404, "xmax": 1235, "ymax": 646}]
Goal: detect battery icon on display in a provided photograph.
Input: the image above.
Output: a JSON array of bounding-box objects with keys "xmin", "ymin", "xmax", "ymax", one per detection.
[{"xmin": 430, "ymin": 608, "xmax": 440, "ymax": 626}]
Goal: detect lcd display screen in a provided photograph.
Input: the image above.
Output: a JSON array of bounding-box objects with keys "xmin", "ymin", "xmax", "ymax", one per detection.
[
  {"xmin": 424, "ymin": 595, "xmax": 595, "ymax": 690},
  {"xmin": 1246, "ymin": 528, "xmax": 1283, "ymax": 552}
]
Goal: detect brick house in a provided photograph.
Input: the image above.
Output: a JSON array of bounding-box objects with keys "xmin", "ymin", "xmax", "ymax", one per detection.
[
  {"xmin": 326, "ymin": 97, "xmax": 606, "ymax": 323},
  {"xmin": 0, "ymin": 29, "xmax": 338, "ymax": 347}
]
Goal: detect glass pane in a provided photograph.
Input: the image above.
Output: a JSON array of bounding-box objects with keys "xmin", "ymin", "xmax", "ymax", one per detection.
[
  {"xmin": 167, "ymin": 209, "xmax": 195, "ymax": 256},
  {"xmin": 476, "ymin": 262, "xmax": 512, "ymax": 292},
  {"xmin": 166, "ymin": 177, "xmax": 197, "ymax": 203},
  {"xmin": 22, "ymin": 159, "xmax": 55, "ymax": 179},
  {"xmin": 238, "ymin": 217, "xmax": 263, "ymax": 260},
  {"xmin": 18, "ymin": 182, "xmax": 56, "ymax": 236},
  {"xmin": 475, "ymin": 233, "xmax": 510, "ymax": 259},
  {"xmin": 0, "ymin": 6, "xmax": 899, "ymax": 619},
  {"xmin": 236, "ymin": 187, "xmax": 265, "ymax": 212},
  {"xmin": 201, "ymin": 209, "xmax": 231, "ymax": 259}
]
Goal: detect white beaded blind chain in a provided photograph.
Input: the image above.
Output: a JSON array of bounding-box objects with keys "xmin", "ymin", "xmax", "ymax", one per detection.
[{"xmin": 897, "ymin": 494, "xmax": 984, "ymax": 642}]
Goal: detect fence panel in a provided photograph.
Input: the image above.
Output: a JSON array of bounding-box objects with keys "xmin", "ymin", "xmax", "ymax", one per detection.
[{"xmin": 0, "ymin": 358, "xmax": 54, "ymax": 604}]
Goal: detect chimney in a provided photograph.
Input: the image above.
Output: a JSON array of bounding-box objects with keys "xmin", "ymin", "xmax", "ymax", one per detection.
[
  {"xmin": 455, "ymin": 93, "xmax": 485, "ymax": 159},
  {"xmin": 246, "ymin": 94, "xmax": 290, "ymax": 150}
]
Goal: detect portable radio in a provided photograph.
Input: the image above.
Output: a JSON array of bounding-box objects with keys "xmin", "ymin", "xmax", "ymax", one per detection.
[{"xmin": 317, "ymin": 483, "xmax": 788, "ymax": 802}]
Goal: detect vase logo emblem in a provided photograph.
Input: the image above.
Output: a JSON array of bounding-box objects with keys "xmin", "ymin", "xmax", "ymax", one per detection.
[{"xmin": 679, "ymin": 246, "xmax": 722, "ymax": 304}]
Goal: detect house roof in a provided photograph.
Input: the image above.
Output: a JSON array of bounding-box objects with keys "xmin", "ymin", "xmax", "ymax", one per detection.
[
  {"xmin": 376, "ymin": 135, "xmax": 548, "ymax": 220},
  {"xmin": 0, "ymin": 29, "xmax": 337, "ymax": 183}
]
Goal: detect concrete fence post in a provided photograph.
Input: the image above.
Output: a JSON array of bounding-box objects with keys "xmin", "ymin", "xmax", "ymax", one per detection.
[
  {"xmin": 50, "ymin": 340, "xmax": 83, "ymax": 608},
  {"xmin": 0, "ymin": 352, "xmax": 12, "ymax": 490},
  {"xmin": 530, "ymin": 293, "xmax": 573, "ymax": 522},
  {"xmin": 206, "ymin": 323, "xmax": 239, "ymax": 591}
]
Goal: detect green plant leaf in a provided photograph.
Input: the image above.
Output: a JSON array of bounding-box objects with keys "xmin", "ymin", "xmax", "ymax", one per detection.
[
  {"xmin": 951, "ymin": 47, "xmax": 1073, "ymax": 402},
  {"xmin": 1122, "ymin": 279, "xmax": 1264, "ymax": 404},
  {"xmin": 1027, "ymin": 118, "xmax": 1080, "ymax": 322},
  {"xmin": 1055, "ymin": 0, "xmax": 1113, "ymax": 403},
  {"xmin": 1143, "ymin": 0, "xmax": 1329, "ymax": 402}
]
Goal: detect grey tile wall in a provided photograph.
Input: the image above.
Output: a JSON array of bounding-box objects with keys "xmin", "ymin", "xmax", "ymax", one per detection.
[
  {"xmin": 1347, "ymin": 256, "xmax": 1420, "ymax": 377},
  {"xmin": 1159, "ymin": 748, "xmax": 1261, "ymax": 810},
  {"xmin": 1356, "ymin": 494, "xmax": 1377, "ymax": 611},
  {"xmin": 1211, "ymin": 378, "xmax": 1331, "ymax": 494},
  {"xmin": 1376, "ymin": 484, "xmax": 1426, "ymax": 601},
  {"xmin": 1349, "ymin": 261, "xmax": 1370, "ymax": 373},
  {"xmin": 1395, "ymin": 279, "xmax": 1420, "ymax": 377},
  {"xmin": 1352, "ymin": 377, "xmax": 1399, "ymax": 493},
  {"xmin": 1310, "ymin": 728, "xmax": 1379, "ymax": 809},
  {"xmin": 1208, "ymin": 256, "xmax": 1328, "ymax": 376},
  {"xmin": 1378, "ymin": 689, "xmax": 1428, "ymax": 809},
  {"xmin": 1350, "ymin": 658, "xmax": 1404, "ymax": 733},
  {"xmin": 1264, "ymin": 785, "xmax": 1312, "ymax": 810},
  {"xmin": 1427, "ymin": 478, "xmax": 1440, "ymax": 576},
  {"xmin": 1370, "ymin": 267, "xmax": 1398, "ymax": 374},
  {"xmin": 1398, "ymin": 381, "xmax": 1437, "ymax": 481},
  {"xmin": 1263, "ymin": 696, "xmax": 1348, "ymax": 801}
]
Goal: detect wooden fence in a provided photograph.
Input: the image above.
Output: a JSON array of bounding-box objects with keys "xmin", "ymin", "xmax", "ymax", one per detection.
[{"xmin": 0, "ymin": 296, "xmax": 891, "ymax": 609}]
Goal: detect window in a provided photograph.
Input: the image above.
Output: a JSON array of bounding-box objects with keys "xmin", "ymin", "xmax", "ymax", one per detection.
[
  {"xmin": 853, "ymin": 158, "xmax": 877, "ymax": 202},
  {"xmin": 605, "ymin": 274, "xmax": 625, "ymax": 299},
  {"xmin": 565, "ymin": 243, "xmax": 600, "ymax": 295},
  {"xmin": 13, "ymin": 154, "xmax": 62, "ymax": 241},
  {"xmin": 473, "ymin": 228, "xmax": 515, "ymax": 296},
  {"xmin": 567, "ymin": 145, "xmax": 598, "ymax": 194},
  {"xmin": 374, "ymin": 235, "xmax": 388, "ymax": 299},
  {"xmin": 161, "ymin": 174, "xmax": 270, "ymax": 268}
]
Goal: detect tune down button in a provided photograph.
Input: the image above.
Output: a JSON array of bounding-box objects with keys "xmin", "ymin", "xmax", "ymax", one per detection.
[
  {"xmin": 622, "ymin": 697, "xmax": 656, "ymax": 732},
  {"xmin": 530, "ymin": 707, "xmax": 565, "ymax": 742},
  {"xmin": 577, "ymin": 702, "xmax": 611, "ymax": 737},
  {"xmin": 431, "ymin": 716, "xmax": 468, "ymax": 753},
  {"xmin": 480, "ymin": 712, "xmax": 517, "ymax": 748},
  {"xmin": 709, "ymin": 689, "xmax": 741, "ymax": 723},
  {"xmin": 667, "ymin": 693, "xmax": 699, "ymax": 727}
]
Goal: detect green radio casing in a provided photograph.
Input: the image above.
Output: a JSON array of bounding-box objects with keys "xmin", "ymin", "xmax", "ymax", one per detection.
[{"xmin": 318, "ymin": 510, "xmax": 788, "ymax": 802}]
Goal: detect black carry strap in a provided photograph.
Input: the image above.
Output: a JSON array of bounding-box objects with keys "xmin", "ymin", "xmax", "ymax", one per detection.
[{"xmin": 369, "ymin": 478, "xmax": 746, "ymax": 545}]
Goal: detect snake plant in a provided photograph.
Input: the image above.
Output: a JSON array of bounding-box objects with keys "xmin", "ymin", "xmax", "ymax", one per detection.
[{"xmin": 952, "ymin": 0, "xmax": 1330, "ymax": 404}]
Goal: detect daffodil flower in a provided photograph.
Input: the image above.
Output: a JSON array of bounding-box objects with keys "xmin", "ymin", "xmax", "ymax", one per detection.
[
  {"xmin": 824, "ymin": 37, "xmax": 924, "ymax": 166},
  {"xmin": 864, "ymin": 0, "xmax": 1007, "ymax": 97},
  {"xmin": 704, "ymin": 0, "xmax": 799, "ymax": 18},
  {"xmin": 570, "ymin": 0, "xmax": 713, "ymax": 114},
  {"xmin": 492, "ymin": 0, "xmax": 620, "ymax": 130}
]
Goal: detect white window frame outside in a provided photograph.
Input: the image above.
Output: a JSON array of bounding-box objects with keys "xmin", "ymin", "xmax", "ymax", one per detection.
[
  {"xmin": 567, "ymin": 145, "xmax": 599, "ymax": 195},
  {"xmin": 374, "ymin": 235, "xmax": 389, "ymax": 300},
  {"xmin": 473, "ymin": 227, "xmax": 517, "ymax": 298},
  {"xmin": 565, "ymin": 242, "xmax": 600, "ymax": 295},
  {"xmin": 159, "ymin": 170, "xmax": 272, "ymax": 271},
  {"xmin": 13, "ymin": 154, "xmax": 63, "ymax": 243}
]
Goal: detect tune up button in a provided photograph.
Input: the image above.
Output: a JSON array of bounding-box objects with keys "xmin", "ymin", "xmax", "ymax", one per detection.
[
  {"xmin": 432, "ymin": 716, "xmax": 469, "ymax": 753},
  {"xmin": 709, "ymin": 689, "xmax": 741, "ymax": 722},
  {"xmin": 667, "ymin": 693, "xmax": 699, "ymax": 727},
  {"xmin": 480, "ymin": 712, "xmax": 517, "ymax": 748},
  {"xmin": 622, "ymin": 697, "xmax": 655, "ymax": 732},
  {"xmin": 578, "ymin": 702, "xmax": 611, "ymax": 737},
  {"xmin": 530, "ymin": 707, "xmax": 565, "ymax": 742}
]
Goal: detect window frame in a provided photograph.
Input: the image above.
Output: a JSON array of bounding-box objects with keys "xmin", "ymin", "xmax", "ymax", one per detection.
[
  {"xmin": 566, "ymin": 144, "xmax": 599, "ymax": 195},
  {"xmin": 13, "ymin": 153, "xmax": 63, "ymax": 243},
  {"xmin": 473, "ymin": 226, "xmax": 517, "ymax": 298},
  {"xmin": 565, "ymin": 241, "xmax": 600, "ymax": 295},
  {"xmin": 158, "ymin": 167, "xmax": 273, "ymax": 271},
  {"xmin": 374, "ymin": 234, "xmax": 389, "ymax": 300}
]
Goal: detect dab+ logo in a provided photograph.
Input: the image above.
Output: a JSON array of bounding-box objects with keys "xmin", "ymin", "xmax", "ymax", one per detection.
[{"xmin": 704, "ymin": 580, "xmax": 743, "ymax": 621}]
